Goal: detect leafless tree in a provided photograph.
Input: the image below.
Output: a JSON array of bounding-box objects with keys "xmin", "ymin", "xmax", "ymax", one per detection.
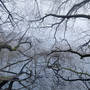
[{"xmin": 0, "ymin": 0, "xmax": 90, "ymax": 90}]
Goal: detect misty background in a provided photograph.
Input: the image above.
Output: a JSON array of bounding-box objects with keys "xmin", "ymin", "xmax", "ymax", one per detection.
[{"xmin": 0, "ymin": 0, "xmax": 90, "ymax": 90}]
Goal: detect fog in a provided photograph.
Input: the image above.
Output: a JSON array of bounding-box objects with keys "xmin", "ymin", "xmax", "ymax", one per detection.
[{"xmin": 0, "ymin": 0, "xmax": 90, "ymax": 90}]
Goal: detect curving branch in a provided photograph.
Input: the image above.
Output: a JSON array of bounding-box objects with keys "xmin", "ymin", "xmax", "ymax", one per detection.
[
  {"xmin": 48, "ymin": 63, "xmax": 90, "ymax": 82},
  {"xmin": 0, "ymin": 76, "xmax": 19, "ymax": 89},
  {"xmin": 39, "ymin": 14, "xmax": 90, "ymax": 21},
  {"xmin": 58, "ymin": 74, "xmax": 90, "ymax": 82},
  {"xmin": 67, "ymin": 0, "xmax": 90, "ymax": 15},
  {"xmin": 48, "ymin": 49, "xmax": 90, "ymax": 59},
  {"xmin": 0, "ymin": 41, "xmax": 32, "ymax": 51}
]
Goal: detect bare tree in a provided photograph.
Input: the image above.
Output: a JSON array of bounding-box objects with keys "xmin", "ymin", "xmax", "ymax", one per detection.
[{"xmin": 0, "ymin": 0, "xmax": 90, "ymax": 90}]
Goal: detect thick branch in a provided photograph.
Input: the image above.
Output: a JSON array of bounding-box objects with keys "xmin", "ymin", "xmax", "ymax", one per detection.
[
  {"xmin": 0, "ymin": 76, "xmax": 19, "ymax": 89},
  {"xmin": 0, "ymin": 43, "xmax": 13, "ymax": 51},
  {"xmin": 0, "ymin": 41, "xmax": 31, "ymax": 51},
  {"xmin": 41, "ymin": 14, "xmax": 90, "ymax": 20},
  {"xmin": 48, "ymin": 49, "xmax": 90, "ymax": 59},
  {"xmin": 67, "ymin": 0, "xmax": 90, "ymax": 15}
]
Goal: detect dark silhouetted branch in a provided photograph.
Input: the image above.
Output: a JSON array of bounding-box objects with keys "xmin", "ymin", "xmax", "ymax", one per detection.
[
  {"xmin": 48, "ymin": 49, "xmax": 90, "ymax": 59},
  {"xmin": 40, "ymin": 14, "xmax": 90, "ymax": 21}
]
